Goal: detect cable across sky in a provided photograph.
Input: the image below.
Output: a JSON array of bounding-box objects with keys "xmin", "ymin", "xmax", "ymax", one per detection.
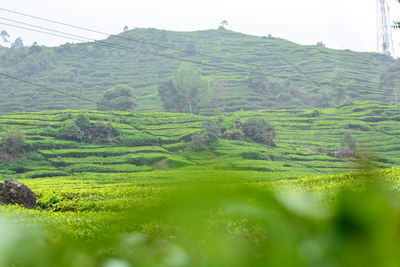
[{"xmin": 0, "ymin": 7, "xmax": 320, "ymax": 85}]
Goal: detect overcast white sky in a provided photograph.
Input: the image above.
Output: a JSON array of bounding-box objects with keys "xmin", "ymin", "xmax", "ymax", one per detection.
[{"xmin": 1, "ymin": 0, "xmax": 400, "ymax": 54}]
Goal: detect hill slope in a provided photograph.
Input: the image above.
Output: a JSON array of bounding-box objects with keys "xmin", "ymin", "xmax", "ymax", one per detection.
[
  {"xmin": 0, "ymin": 102, "xmax": 399, "ymax": 179},
  {"xmin": 0, "ymin": 28, "xmax": 396, "ymax": 114}
]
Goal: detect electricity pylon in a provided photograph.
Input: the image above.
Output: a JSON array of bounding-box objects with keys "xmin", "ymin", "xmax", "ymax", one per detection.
[{"xmin": 377, "ymin": 0, "xmax": 395, "ymax": 57}]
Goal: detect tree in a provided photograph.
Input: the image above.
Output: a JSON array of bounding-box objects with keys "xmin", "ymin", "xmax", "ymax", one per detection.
[
  {"xmin": 1, "ymin": 30, "xmax": 9, "ymax": 44},
  {"xmin": 316, "ymin": 41, "xmax": 326, "ymax": 47},
  {"xmin": 173, "ymin": 63, "xmax": 207, "ymax": 114},
  {"xmin": 11, "ymin": 37, "xmax": 23, "ymax": 49},
  {"xmin": 29, "ymin": 42, "xmax": 42, "ymax": 54},
  {"xmin": 243, "ymin": 118, "xmax": 275, "ymax": 146},
  {"xmin": 220, "ymin": 20, "xmax": 229, "ymax": 27},
  {"xmin": 158, "ymin": 79, "xmax": 185, "ymax": 112},
  {"xmin": 97, "ymin": 84, "xmax": 136, "ymax": 111},
  {"xmin": 123, "ymin": 26, "xmax": 129, "ymax": 32},
  {"xmin": 219, "ymin": 20, "xmax": 229, "ymax": 30}
]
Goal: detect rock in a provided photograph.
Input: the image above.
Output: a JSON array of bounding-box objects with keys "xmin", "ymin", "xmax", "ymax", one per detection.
[{"xmin": 0, "ymin": 179, "xmax": 38, "ymax": 209}]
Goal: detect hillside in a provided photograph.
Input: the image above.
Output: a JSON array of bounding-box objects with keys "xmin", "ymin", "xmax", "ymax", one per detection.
[
  {"xmin": 0, "ymin": 28, "xmax": 397, "ymax": 115},
  {"xmin": 1, "ymin": 102, "xmax": 400, "ymax": 265},
  {"xmin": 0, "ymin": 102, "xmax": 399, "ymax": 179}
]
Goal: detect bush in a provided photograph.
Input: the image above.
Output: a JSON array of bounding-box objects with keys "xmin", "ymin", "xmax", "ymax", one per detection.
[
  {"xmin": 90, "ymin": 123, "xmax": 120, "ymax": 144},
  {"xmin": 224, "ymin": 127, "xmax": 244, "ymax": 141},
  {"xmin": 243, "ymin": 118, "xmax": 275, "ymax": 146},
  {"xmin": 97, "ymin": 84, "xmax": 136, "ymax": 111},
  {"xmin": 241, "ymin": 151, "xmax": 268, "ymax": 160},
  {"xmin": 57, "ymin": 114, "xmax": 91, "ymax": 142},
  {"xmin": 187, "ymin": 132, "xmax": 210, "ymax": 151},
  {"xmin": 58, "ymin": 114, "xmax": 120, "ymax": 144},
  {"xmin": 0, "ymin": 130, "xmax": 28, "ymax": 160},
  {"xmin": 311, "ymin": 109, "xmax": 321, "ymax": 117},
  {"xmin": 202, "ymin": 119, "xmax": 220, "ymax": 142}
]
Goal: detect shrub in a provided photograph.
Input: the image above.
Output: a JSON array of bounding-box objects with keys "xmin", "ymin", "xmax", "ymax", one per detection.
[
  {"xmin": 58, "ymin": 114, "xmax": 119, "ymax": 144},
  {"xmin": 311, "ymin": 109, "xmax": 321, "ymax": 117},
  {"xmin": 243, "ymin": 118, "xmax": 275, "ymax": 146},
  {"xmin": 58, "ymin": 121, "xmax": 88, "ymax": 142},
  {"xmin": 220, "ymin": 119, "xmax": 244, "ymax": 141},
  {"xmin": 187, "ymin": 120, "xmax": 222, "ymax": 151},
  {"xmin": 0, "ymin": 130, "xmax": 28, "ymax": 160},
  {"xmin": 187, "ymin": 132, "xmax": 210, "ymax": 151},
  {"xmin": 224, "ymin": 128, "xmax": 244, "ymax": 141},
  {"xmin": 97, "ymin": 84, "xmax": 136, "ymax": 111},
  {"xmin": 202, "ymin": 119, "xmax": 220, "ymax": 142},
  {"xmin": 90, "ymin": 123, "xmax": 120, "ymax": 144},
  {"xmin": 241, "ymin": 151, "xmax": 268, "ymax": 160}
]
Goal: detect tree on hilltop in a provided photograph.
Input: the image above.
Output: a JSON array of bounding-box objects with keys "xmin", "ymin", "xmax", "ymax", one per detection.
[
  {"xmin": 219, "ymin": 20, "xmax": 229, "ymax": 30},
  {"xmin": 1, "ymin": 30, "xmax": 9, "ymax": 44},
  {"xmin": 11, "ymin": 37, "xmax": 23, "ymax": 49}
]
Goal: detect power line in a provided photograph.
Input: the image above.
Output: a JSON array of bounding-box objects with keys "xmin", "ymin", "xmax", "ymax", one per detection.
[
  {"xmin": 0, "ymin": 72, "xmax": 109, "ymax": 108},
  {"xmin": 0, "ymin": 7, "xmax": 306, "ymax": 75},
  {"xmin": 0, "ymin": 71, "xmax": 147, "ymax": 133},
  {"xmin": 0, "ymin": 19, "xmax": 313, "ymax": 84},
  {"xmin": 0, "ymin": 21, "xmax": 88, "ymax": 43},
  {"xmin": 0, "ymin": 17, "xmax": 95, "ymax": 42},
  {"xmin": 0, "ymin": 7, "xmax": 319, "ymax": 85}
]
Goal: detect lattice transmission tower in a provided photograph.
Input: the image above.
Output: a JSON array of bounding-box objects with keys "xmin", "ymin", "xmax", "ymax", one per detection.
[{"xmin": 377, "ymin": 0, "xmax": 395, "ymax": 57}]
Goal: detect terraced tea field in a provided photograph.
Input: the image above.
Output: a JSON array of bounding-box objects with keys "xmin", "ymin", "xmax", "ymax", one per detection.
[
  {"xmin": 0, "ymin": 101, "xmax": 399, "ymax": 181},
  {"xmin": 1, "ymin": 102, "xmax": 400, "ymax": 266},
  {"xmin": 0, "ymin": 28, "xmax": 397, "ymax": 114}
]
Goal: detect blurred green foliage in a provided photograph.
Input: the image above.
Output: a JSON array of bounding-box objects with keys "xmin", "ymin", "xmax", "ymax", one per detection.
[{"xmin": 0, "ymin": 168, "xmax": 400, "ymax": 266}]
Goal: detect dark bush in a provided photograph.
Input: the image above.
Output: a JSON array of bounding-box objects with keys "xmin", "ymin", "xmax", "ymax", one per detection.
[
  {"xmin": 241, "ymin": 151, "xmax": 268, "ymax": 160},
  {"xmin": 97, "ymin": 84, "xmax": 136, "ymax": 111},
  {"xmin": 202, "ymin": 119, "xmax": 220, "ymax": 142},
  {"xmin": 0, "ymin": 130, "xmax": 29, "ymax": 160},
  {"xmin": 243, "ymin": 118, "xmax": 275, "ymax": 146},
  {"xmin": 58, "ymin": 114, "xmax": 120, "ymax": 144},
  {"xmin": 57, "ymin": 114, "xmax": 91, "ymax": 142},
  {"xmin": 224, "ymin": 127, "xmax": 244, "ymax": 141},
  {"xmin": 311, "ymin": 109, "xmax": 320, "ymax": 117},
  {"xmin": 90, "ymin": 123, "xmax": 120, "ymax": 144}
]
